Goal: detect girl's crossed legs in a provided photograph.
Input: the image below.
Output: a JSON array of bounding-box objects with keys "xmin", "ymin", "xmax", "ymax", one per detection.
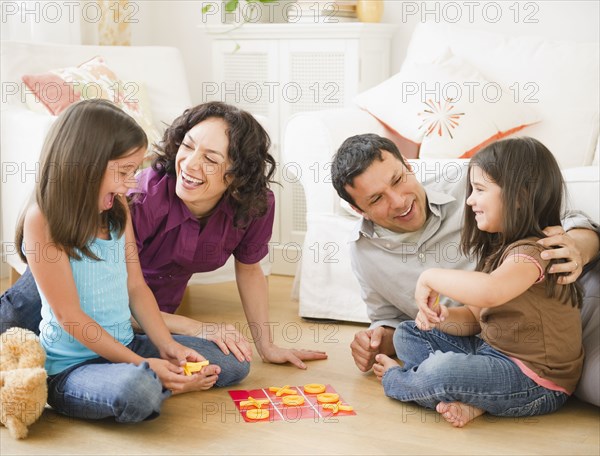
[
  {"xmin": 374, "ymin": 321, "xmax": 567, "ymax": 427},
  {"xmin": 47, "ymin": 334, "xmax": 250, "ymax": 423}
]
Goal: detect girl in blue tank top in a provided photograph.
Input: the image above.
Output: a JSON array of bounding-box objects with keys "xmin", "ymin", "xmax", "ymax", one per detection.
[{"xmin": 16, "ymin": 99, "xmax": 249, "ymax": 423}]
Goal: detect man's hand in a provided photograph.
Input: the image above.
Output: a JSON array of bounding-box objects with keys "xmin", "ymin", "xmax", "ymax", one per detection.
[
  {"xmin": 350, "ymin": 326, "xmax": 395, "ymax": 372},
  {"xmin": 539, "ymin": 226, "xmax": 587, "ymax": 284}
]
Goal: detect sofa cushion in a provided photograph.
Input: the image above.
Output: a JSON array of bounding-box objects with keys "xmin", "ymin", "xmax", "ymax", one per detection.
[
  {"xmin": 22, "ymin": 56, "xmax": 161, "ymax": 149},
  {"xmin": 354, "ymin": 49, "xmax": 539, "ymax": 160},
  {"xmin": 403, "ymin": 23, "xmax": 599, "ymax": 168},
  {"xmin": 562, "ymin": 166, "xmax": 600, "ymax": 223},
  {"xmin": 574, "ymin": 258, "xmax": 600, "ymax": 407}
]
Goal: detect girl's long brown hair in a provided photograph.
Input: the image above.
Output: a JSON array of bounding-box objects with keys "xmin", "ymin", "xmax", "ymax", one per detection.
[
  {"xmin": 461, "ymin": 137, "xmax": 581, "ymax": 307},
  {"xmin": 16, "ymin": 99, "xmax": 147, "ymax": 262}
]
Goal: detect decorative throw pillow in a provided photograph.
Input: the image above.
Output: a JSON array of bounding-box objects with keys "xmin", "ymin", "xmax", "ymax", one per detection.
[
  {"xmin": 22, "ymin": 56, "xmax": 161, "ymax": 151},
  {"xmin": 354, "ymin": 49, "xmax": 540, "ymax": 159}
]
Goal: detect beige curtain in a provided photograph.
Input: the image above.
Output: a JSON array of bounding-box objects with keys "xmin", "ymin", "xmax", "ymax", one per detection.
[
  {"xmin": 1, "ymin": 1, "xmax": 83, "ymax": 44},
  {"xmin": 97, "ymin": 0, "xmax": 132, "ymax": 45}
]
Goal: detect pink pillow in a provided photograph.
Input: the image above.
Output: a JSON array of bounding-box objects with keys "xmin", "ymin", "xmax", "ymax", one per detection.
[{"xmin": 22, "ymin": 72, "xmax": 77, "ymax": 115}]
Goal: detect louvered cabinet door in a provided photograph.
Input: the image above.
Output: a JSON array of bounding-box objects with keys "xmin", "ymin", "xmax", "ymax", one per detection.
[
  {"xmin": 278, "ymin": 39, "xmax": 359, "ymax": 256},
  {"xmin": 210, "ymin": 39, "xmax": 288, "ymax": 265}
]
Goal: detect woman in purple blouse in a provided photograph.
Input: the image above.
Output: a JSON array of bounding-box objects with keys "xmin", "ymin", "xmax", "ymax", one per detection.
[{"xmin": 128, "ymin": 102, "xmax": 327, "ymax": 369}]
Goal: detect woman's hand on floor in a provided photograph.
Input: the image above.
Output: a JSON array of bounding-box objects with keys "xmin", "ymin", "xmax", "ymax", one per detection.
[{"xmin": 259, "ymin": 344, "xmax": 328, "ymax": 369}]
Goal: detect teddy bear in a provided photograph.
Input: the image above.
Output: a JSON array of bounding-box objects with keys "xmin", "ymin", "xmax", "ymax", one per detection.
[{"xmin": 0, "ymin": 327, "xmax": 47, "ymax": 439}]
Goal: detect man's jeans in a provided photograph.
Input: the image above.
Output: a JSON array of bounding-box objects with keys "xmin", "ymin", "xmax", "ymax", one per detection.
[
  {"xmin": 385, "ymin": 321, "xmax": 568, "ymax": 417},
  {"xmin": 47, "ymin": 334, "xmax": 249, "ymax": 423}
]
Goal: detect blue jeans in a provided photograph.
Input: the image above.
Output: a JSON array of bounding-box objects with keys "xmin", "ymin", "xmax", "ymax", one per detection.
[
  {"xmin": 0, "ymin": 267, "xmax": 42, "ymax": 334},
  {"xmin": 384, "ymin": 321, "xmax": 568, "ymax": 417},
  {"xmin": 47, "ymin": 334, "xmax": 249, "ymax": 423}
]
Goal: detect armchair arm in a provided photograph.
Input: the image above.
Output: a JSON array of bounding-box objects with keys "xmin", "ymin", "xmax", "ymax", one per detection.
[
  {"xmin": 282, "ymin": 108, "xmax": 385, "ymax": 215},
  {"xmin": 1, "ymin": 108, "xmax": 56, "ymax": 273}
]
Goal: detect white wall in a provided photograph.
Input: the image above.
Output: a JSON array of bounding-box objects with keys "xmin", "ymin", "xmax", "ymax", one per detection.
[
  {"xmin": 382, "ymin": 0, "xmax": 600, "ymax": 73},
  {"xmin": 130, "ymin": 1, "xmax": 599, "ymax": 105},
  {"xmin": 130, "ymin": 1, "xmax": 224, "ymax": 105},
  {"xmin": 130, "ymin": 0, "xmax": 297, "ymax": 104}
]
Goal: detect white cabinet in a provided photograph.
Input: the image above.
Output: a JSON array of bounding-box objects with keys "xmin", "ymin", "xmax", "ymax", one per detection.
[{"xmin": 208, "ymin": 23, "xmax": 396, "ymax": 274}]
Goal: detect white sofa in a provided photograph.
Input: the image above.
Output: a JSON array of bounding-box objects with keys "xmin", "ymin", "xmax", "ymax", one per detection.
[
  {"xmin": 283, "ymin": 23, "xmax": 600, "ymax": 324},
  {"xmin": 1, "ymin": 41, "xmax": 270, "ymax": 284},
  {"xmin": 1, "ymin": 41, "xmax": 192, "ymax": 278}
]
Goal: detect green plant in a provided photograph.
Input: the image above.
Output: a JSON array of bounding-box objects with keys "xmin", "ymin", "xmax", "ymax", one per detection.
[{"xmin": 202, "ymin": 0, "xmax": 279, "ymax": 15}]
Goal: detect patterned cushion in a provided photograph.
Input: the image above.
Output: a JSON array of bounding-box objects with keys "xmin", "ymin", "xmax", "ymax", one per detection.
[
  {"xmin": 22, "ymin": 56, "xmax": 161, "ymax": 150},
  {"xmin": 354, "ymin": 49, "xmax": 539, "ymax": 159}
]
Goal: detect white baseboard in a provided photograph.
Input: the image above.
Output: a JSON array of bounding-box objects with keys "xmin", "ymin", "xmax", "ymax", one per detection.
[
  {"xmin": 186, "ymin": 244, "xmax": 298, "ymax": 286},
  {"xmin": 0, "ymin": 244, "xmax": 10, "ymax": 279},
  {"xmin": 0, "ymin": 244, "xmax": 300, "ymax": 282},
  {"xmin": 270, "ymin": 244, "xmax": 301, "ymax": 276},
  {"xmin": 0, "ymin": 263, "xmax": 8, "ymax": 279}
]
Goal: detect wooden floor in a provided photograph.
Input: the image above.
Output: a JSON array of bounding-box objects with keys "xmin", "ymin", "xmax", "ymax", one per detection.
[{"xmin": 1, "ymin": 275, "xmax": 599, "ymax": 455}]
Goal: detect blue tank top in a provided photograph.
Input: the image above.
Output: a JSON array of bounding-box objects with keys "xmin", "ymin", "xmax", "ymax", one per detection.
[{"xmin": 38, "ymin": 232, "xmax": 135, "ymax": 375}]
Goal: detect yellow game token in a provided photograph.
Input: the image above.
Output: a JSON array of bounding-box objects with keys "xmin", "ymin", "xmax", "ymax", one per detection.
[
  {"xmin": 183, "ymin": 360, "xmax": 209, "ymax": 376},
  {"xmin": 432, "ymin": 295, "xmax": 440, "ymax": 313},
  {"xmin": 268, "ymin": 385, "xmax": 297, "ymax": 396},
  {"xmin": 282, "ymin": 395, "xmax": 305, "ymax": 406},
  {"xmin": 240, "ymin": 396, "xmax": 270, "ymax": 408},
  {"xmin": 322, "ymin": 401, "xmax": 353, "ymax": 414},
  {"xmin": 246, "ymin": 408, "xmax": 270, "ymax": 420},
  {"xmin": 303, "ymin": 383, "xmax": 326, "ymax": 394},
  {"xmin": 316, "ymin": 393, "xmax": 340, "ymax": 403}
]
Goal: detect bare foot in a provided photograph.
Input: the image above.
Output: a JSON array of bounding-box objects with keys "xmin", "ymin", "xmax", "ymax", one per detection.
[
  {"xmin": 174, "ymin": 364, "xmax": 221, "ymax": 394},
  {"xmin": 373, "ymin": 354, "xmax": 400, "ymax": 381},
  {"xmin": 436, "ymin": 401, "xmax": 485, "ymax": 427}
]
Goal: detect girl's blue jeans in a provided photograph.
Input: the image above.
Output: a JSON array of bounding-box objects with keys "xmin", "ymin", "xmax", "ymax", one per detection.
[
  {"xmin": 46, "ymin": 334, "xmax": 249, "ymax": 423},
  {"xmin": 384, "ymin": 321, "xmax": 568, "ymax": 417}
]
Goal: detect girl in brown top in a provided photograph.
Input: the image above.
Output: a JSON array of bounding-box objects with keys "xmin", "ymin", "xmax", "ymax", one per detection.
[{"xmin": 373, "ymin": 137, "xmax": 583, "ymax": 427}]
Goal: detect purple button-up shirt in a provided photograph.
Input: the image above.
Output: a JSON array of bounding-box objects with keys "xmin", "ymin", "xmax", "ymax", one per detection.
[{"xmin": 129, "ymin": 168, "xmax": 275, "ymax": 313}]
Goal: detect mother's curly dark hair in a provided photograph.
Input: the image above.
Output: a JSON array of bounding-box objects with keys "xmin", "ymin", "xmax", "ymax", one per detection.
[{"xmin": 152, "ymin": 102, "xmax": 276, "ymax": 227}]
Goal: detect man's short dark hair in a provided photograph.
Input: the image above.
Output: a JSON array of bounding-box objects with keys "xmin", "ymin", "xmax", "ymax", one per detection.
[{"xmin": 331, "ymin": 134, "xmax": 408, "ymax": 209}]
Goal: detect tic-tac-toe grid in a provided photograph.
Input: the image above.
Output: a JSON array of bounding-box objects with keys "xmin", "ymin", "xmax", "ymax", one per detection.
[{"xmin": 228, "ymin": 384, "xmax": 356, "ymax": 423}]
